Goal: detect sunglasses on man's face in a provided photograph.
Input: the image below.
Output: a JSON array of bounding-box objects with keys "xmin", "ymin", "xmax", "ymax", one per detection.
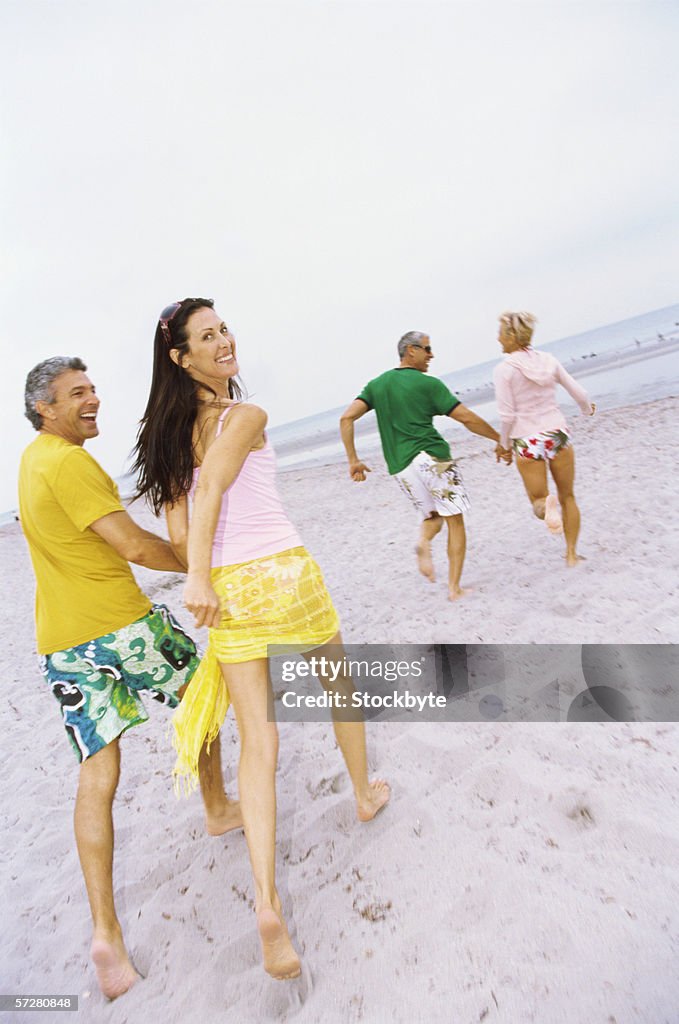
[{"xmin": 410, "ymin": 343, "xmax": 432, "ymax": 354}]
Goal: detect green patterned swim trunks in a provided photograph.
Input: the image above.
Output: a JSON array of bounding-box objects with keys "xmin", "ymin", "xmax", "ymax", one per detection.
[{"xmin": 40, "ymin": 604, "xmax": 200, "ymax": 763}]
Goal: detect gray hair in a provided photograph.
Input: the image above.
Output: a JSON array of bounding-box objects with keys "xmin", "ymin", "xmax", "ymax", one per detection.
[
  {"xmin": 398, "ymin": 331, "xmax": 429, "ymax": 359},
  {"xmin": 24, "ymin": 356, "xmax": 88, "ymax": 430}
]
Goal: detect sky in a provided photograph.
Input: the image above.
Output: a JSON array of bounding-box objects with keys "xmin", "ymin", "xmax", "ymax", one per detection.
[{"xmin": 1, "ymin": 0, "xmax": 677, "ymax": 513}]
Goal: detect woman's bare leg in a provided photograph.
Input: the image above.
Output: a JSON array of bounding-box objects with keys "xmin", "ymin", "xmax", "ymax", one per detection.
[
  {"xmin": 549, "ymin": 446, "xmax": 582, "ymax": 565},
  {"xmin": 220, "ymin": 659, "xmax": 300, "ymax": 980},
  {"xmin": 303, "ymin": 632, "xmax": 390, "ymax": 821},
  {"xmin": 516, "ymin": 454, "xmax": 564, "ymax": 534},
  {"xmin": 515, "ymin": 454, "xmax": 550, "ymax": 519}
]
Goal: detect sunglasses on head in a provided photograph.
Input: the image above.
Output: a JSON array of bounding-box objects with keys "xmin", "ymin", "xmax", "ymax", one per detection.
[
  {"xmin": 158, "ymin": 301, "xmax": 182, "ymax": 345},
  {"xmin": 158, "ymin": 298, "xmax": 214, "ymax": 345},
  {"xmin": 159, "ymin": 301, "xmax": 181, "ymax": 324}
]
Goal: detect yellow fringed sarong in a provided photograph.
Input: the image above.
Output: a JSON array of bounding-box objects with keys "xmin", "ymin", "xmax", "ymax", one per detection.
[
  {"xmin": 172, "ymin": 546, "xmax": 339, "ymax": 793},
  {"xmin": 172, "ymin": 643, "xmax": 229, "ymax": 795}
]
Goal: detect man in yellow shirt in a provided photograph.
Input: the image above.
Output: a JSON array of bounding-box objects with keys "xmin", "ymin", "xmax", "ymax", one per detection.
[{"xmin": 19, "ymin": 357, "xmax": 242, "ymax": 1001}]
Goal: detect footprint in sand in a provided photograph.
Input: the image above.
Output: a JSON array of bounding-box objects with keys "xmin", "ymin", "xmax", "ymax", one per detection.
[
  {"xmin": 551, "ymin": 601, "xmax": 581, "ymax": 617},
  {"xmin": 306, "ymin": 774, "xmax": 344, "ymax": 799}
]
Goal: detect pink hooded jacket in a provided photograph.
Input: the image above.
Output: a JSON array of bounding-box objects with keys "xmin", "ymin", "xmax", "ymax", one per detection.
[{"xmin": 492, "ymin": 348, "xmax": 592, "ymax": 449}]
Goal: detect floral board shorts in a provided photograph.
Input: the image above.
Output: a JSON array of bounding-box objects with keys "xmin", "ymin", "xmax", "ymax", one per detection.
[
  {"xmin": 512, "ymin": 429, "xmax": 570, "ymax": 461},
  {"xmin": 40, "ymin": 604, "xmax": 199, "ymax": 763},
  {"xmin": 394, "ymin": 451, "xmax": 471, "ymax": 519}
]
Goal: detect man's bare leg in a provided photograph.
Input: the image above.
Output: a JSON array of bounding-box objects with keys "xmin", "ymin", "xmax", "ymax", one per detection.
[
  {"xmin": 74, "ymin": 739, "xmax": 138, "ymax": 1000},
  {"xmin": 176, "ymin": 680, "xmax": 243, "ymax": 836},
  {"xmin": 446, "ymin": 514, "xmax": 469, "ymax": 600},
  {"xmin": 416, "ymin": 514, "xmax": 443, "ymax": 581},
  {"xmin": 198, "ymin": 734, "xmax": 244, "ymax": 836},
  {"xmin": 304, "ymin": 633, "xmax": 390, "ymax": 821}
]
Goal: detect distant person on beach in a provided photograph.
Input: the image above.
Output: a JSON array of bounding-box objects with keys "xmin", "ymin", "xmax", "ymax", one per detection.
[
  {"xmin": 492, "ymin": 312, "xmax": 596, "ymax": 566},
  {"xmin": 18, "ymin": 356, "xmax": 241, "ymax": 1001},
  {"xmin": 133, "ymin": 297, "xmax": 389, "ymax": 982},
  {"xmin": 339, "ymin": 331, "xmax": 509, "ymax": 600}
]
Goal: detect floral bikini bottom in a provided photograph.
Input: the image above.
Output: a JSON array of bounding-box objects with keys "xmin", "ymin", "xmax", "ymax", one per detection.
[{"xmin": 512, "ymin": 429, "xmax": 570, "ymax": 461}]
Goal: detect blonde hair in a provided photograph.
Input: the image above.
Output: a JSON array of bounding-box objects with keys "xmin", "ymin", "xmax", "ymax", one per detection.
[{"xmin": 499, "ymin": 311, "xmax": 537, "ymax": 348}]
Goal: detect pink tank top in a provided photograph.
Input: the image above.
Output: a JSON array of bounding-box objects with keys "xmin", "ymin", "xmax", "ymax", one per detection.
[{"xmin": 190, "ymin": 406, "xmax": 302, "ymax": 568}]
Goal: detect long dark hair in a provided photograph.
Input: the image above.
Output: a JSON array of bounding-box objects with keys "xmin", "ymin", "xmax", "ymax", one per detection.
[{"xmin": 132, "ymin": 297, "xmax": 244, "ymax": 515}]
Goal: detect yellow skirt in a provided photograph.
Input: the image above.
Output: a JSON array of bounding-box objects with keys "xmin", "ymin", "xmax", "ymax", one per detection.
[{"xmin": 172, "ymin": 546, "xmax": 339, "ymax": 792}]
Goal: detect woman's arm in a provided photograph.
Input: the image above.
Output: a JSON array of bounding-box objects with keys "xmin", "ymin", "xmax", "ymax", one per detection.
[
  {"xmin": 555, "ymin": 363, "xmax": 595, "ymax": 415},
  {"xmin": 492, "ymin": 364, "xmax": 517, "ymax": 449},
  {"xmin": 184, "ymin": 404, "xmax": 268, "ymax": 628},
  {"xmin": 165, "ymin": 496, "xmax": 189, "ymax": 569}
]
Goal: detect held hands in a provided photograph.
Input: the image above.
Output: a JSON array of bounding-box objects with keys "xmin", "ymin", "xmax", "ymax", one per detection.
[
  {"xmin": 495, "ymin": 443, "xmax": 513, "ymax": 465},
  {"xmin": 183, "ymin": 572, "xmax": 221, "ymax": 629},
  {"xmin": 589, "ymin": 403, "xmax": 597, "ymax": 416},
  {"xmin": 349, "ymin": 460, "xmax": 372, "ymax": 482}
]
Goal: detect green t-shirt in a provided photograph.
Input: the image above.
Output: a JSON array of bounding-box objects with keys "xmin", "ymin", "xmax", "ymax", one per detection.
[{"xmin": 357, "ymin": 368, "xmax": 460, "ymax": 474}]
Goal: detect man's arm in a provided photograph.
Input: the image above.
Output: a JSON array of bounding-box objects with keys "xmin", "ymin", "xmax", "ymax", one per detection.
[
  {"xmin": 449, "ymin": 403, "xmax": 499, "ymax": 440},
  {"xmin": 339, "ymin": 399, "xmax": 372, "ymax": 481},
  {"xmin": 90, "ymin": 510, "xmax": 187, "ymax": 572},
  {"xmin": 449, "ymin": 404, "xmax": 512, "ymax": 464}
]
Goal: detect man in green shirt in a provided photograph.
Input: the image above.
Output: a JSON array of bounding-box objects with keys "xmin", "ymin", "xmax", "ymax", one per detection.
[{"xmin": 340, "ymin": 331, "xmax": 511, "ymax": 600}]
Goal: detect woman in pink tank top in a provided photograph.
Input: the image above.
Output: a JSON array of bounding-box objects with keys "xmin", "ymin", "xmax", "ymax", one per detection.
[{"xmin": 134, "ymin": 297, "xmax": 389, "ymax": 981}]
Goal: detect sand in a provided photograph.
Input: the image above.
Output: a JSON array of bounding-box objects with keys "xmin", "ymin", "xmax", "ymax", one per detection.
[{"xmin": 1, "ymin": 396, "xmax": 678, "ymax": 1023}]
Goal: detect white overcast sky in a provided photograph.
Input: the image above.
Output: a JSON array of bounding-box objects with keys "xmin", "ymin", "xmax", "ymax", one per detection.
[{"xmin": 1, "ymin": 0, "xmax": 677, "ymax": 513}]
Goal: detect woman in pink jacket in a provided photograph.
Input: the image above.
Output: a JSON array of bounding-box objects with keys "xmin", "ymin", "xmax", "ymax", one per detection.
[{"xmin": 492, "ymin": 312, "xmax": 595, "ymax": 566}]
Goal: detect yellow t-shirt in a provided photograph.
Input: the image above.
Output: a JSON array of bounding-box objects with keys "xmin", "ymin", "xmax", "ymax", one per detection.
[{"xmin": 18, "ymin": 434, "xmax": 151, "ymax": 654}]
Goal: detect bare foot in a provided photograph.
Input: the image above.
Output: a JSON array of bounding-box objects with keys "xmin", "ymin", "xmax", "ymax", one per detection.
[
  {"xmin": 206, "ymin": 798, "xmax": 244, "ymax": 836},
  {"xmin": 257, "ymin": 908, "xmax": 301, "ymax": 980},
  {"xmin": 565, "ymin": 552, "xmax": 586, "ymax": 567},
  {"xmin": 415, "ymin": 543, "xmax": 435, "ymax": 582},
  {"xmin": 448, "ymin": 585, "xmax": 472, "ymax": 602},
  {"xmin": 90, "ymin": 936, "xmax": 139, "ymax": 1000},
  {"xmin": 357, "ymin": 779, "xmax": 391, "ymax": 821},
  {"xmin": 544, "ymin": 495, "xmax": 563, "ymax": 534}
]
